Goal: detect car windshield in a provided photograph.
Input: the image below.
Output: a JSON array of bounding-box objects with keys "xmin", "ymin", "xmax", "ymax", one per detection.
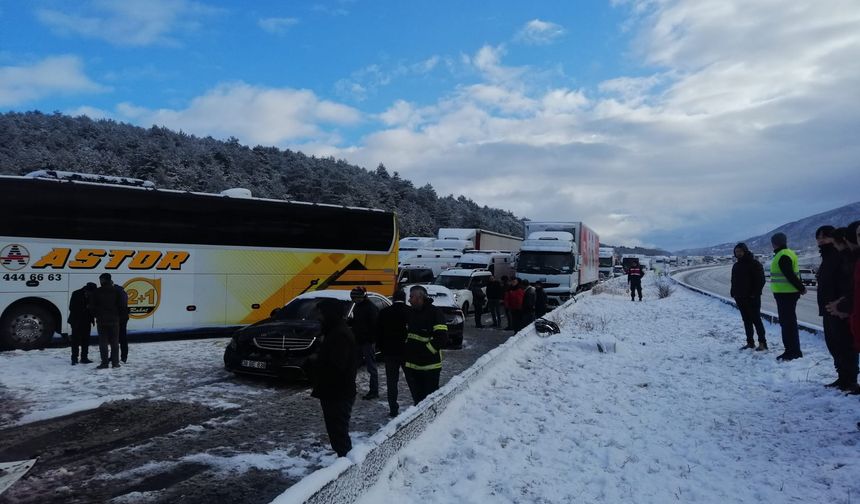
[
  {"xmin": 516, "ymin": 251, "xmax": 574, "ymax": 274},
  {"xmin": 455, "ymin": 262, "xmax": 486, "ymax": 269},
  {"xmin": 435, "ymin": 275, "xmax": 470, "ymax": 290},
  {"xmin": 275, "ymin": 298, "xmax": 349, "ymax": 320}
]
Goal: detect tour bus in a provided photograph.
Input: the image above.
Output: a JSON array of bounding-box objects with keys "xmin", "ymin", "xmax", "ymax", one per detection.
[{"xmin": 0, "ymin": 171, "xmax": 398, "ymax": 350}]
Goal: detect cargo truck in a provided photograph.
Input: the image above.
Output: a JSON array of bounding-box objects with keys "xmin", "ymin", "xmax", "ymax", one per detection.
[
  {"xmin": 598, "ymin": 247, "xmax": 616, "ymax": 279},
  {"xmin": 434, "ymin": 228, "xmax": 523, "ymax": 253},
  {"xmin": 515, "ymin": 221, "xmax": 600, "ymax": 306}
]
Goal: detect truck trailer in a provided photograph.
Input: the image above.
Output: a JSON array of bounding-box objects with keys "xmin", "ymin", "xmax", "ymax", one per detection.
[
  {"xmin": 515, "ymin": 221, "xmax": 600, "ymax": 306},
  {"xmin": 434, "ymin": 228, "xmax": 523, "ymax": 253}
]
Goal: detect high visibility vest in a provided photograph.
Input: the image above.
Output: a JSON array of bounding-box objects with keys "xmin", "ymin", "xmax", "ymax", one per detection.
[{"xmin": 770, "ymin": 248, "xmax": 799, "ymax": 293}]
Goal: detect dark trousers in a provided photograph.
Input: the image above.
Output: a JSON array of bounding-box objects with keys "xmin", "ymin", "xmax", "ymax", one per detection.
[
  {"xmin": 630, "ymin": 280, "xmax": 642, "ymax": 300},
  {"xmin": 736, "ymin": 297, "xmax": 766, "ymax": 343},
  {"xmin": 505, "ymin": 307, "xmax": 513, "ymax": 329},
  {"xmin": 97, "ymin": 322, "xmax": 120, "ymax": 366},
  {"xmin": 404, "ymin": 367, "xmax": 441, "ymax": 405},
  {"xmin": 521, "ymin": 309, "xmax": 535, "ymax": 329},
  {"xmin": 487, "ymin": 299, "xmax": 502, "ymax": 327},
  {"xmin": 774, "ymin": 293, "xmax": 801, "ymax": 357},
  {"xmin": 823, "ymin": 315, "xmax": 858, "ymax": 385},
  {"xmin": 384, "ymin": 355, "xmax": 405, "ymax": 414},
  {"xmin": 118, "ymin": 318, "xmax": 129, "ymax": 362},
  {"xmin": 359, "ymin": 343, "xmax": 379, "ymax": 394},
  {"xmin": 474, "ymin": 301, "xmax": 484, "ymax": 328},
  {"xmin": 511, "ymin": 309, "xmax": 523, "ymax": 331},
  {"xmin": 320, "ymin": 397, "xmax": 355, "ymax": 457},
  {"xmin": 70, "ymin": 322, "xmax": 91, "ymax": 362}
]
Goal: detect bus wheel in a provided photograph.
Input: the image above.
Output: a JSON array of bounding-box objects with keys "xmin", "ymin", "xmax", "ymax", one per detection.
[{"xmin": 1, "ymin": 304, "xmax": 55, "ymax": 350}]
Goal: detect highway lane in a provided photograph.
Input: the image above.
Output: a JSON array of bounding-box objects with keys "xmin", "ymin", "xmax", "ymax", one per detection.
[{"xmin": 674, "ymin": 265, "xmax": 823, "ymax": 328}]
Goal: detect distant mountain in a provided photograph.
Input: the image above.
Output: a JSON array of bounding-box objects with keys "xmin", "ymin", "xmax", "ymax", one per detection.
[
  {"xmin": 675, "ymin": 201, "xmax": 860, "ymax": 256},
  {"xmin": 0, "ymin": 111, "xmax": 524, "ymax": 237}
]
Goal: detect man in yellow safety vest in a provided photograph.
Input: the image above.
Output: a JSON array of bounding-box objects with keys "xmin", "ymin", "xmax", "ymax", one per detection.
[
  {"xmin": 770, "ymin": 232, "xmax": 807, "ymax": 361},
  {"xmin": 404, "ymin": 285, "xmax": 449, "ymax": 404}
]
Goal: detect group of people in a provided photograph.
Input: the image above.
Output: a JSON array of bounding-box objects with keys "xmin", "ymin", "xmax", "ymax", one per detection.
[
  {"xmin": 730, "ymin": 224, "xmax": 860, "ymax": 394},
  {"xmin": 304, "ymin": 285, "xmax": 448, "ymax": 457},
  {"xmin": 479, "ymin": 275, "xmax": 548, "ymax": 331},
  {"xmin": 68, "ymin": 273, "xmax": 130, "ymax": 369}
]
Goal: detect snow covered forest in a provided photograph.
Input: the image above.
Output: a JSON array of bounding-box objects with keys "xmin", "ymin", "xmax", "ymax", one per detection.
[{"xmin": 0, "ymin": 111, "xmax": 523, "ymax": 237}]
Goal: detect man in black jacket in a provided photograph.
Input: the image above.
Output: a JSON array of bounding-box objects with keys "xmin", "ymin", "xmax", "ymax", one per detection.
[
  {"xmin": 404, "ymin": 285, "xmax": 448, "ymax": 405},
  {"xmin": 816, "ymin": 226, "xmax": 856, "ymax": 390},
  {"xmin": 730, "ymin": 243, "xmax": 767, "ymax": 350},
  {"xmin": 115, "ymin": 283, "xmax": 130, "ymax": 363},
  {"xmin": 486, "ymin": 276, "xmax": 503, "ymax": 328},
  {"xmin": 535, "ymin": 281, "xmax": 548, "ymax": 318},
  {"xmin": 470, "ymin": 281, "xmax": 486, "ymax": 329},
  {"xmin": 68, "ymin": 282, "xmax": 96, "ymax": 365},
  {"xmin": 88, "ymin": 273, "xmax": 125, "ymax": 369},
  {"xmin": 627, "ymin": 259, "xmax": 645, "ymax": 301},
  {"xmin": 377, "ymin": 289, "xmax": 409, "ymax": 417},
  {"xmin": 308, "ymin": 298, "xmax": 357, "ymax": 457},
  {"xmin": 521, "ymin": 279, "xmax": 536, "ymax": 329},
  {"xmin": 350, "ymin": 287, "xmax": 379, "ymax": 400}
]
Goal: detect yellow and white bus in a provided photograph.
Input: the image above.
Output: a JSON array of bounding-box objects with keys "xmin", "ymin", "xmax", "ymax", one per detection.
[{"xmin": 0, "ymin": 171, "xmax": 398, "ymax": 350}]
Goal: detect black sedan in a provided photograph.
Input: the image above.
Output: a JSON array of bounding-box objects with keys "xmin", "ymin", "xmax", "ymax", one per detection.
[{"xmin": 224, "ymin": 290, "xmax": 391, "ymax": 378}]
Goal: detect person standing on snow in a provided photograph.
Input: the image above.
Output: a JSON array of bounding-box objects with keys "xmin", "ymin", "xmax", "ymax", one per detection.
[
  {"xmin": 485, "ymin": 275, "xmax": 504, "ymax": 328},
  {"xmin": 504, "ymin": 278, "xmax": 524, "ymax": 331},
  {"xmin": 521, "ymin": 279, "xmax": 536, "ymax": 328},
  {"xmin": 68, "ymin": 282, "xmax": 96, "ymax": 365},
  {"xmin": 627, "ymin": 258, "xmax": 645, "ymax": 301},
  {"xmin": 350, "ymin": 287, "xmax": 380, "ymax": 400},
  {"xmin": 824, "ymin": 221, "xmax": 860, "ymax": 393},
  {"xmin": 115, "ymin": 282, "xmax": 130, "ymax": 363},
  {"xmin": 534, "ymin": 281, "xmax": 548, "ymax": 319},
  {"xmin": 731, "ymin": 243, "xmax": 767, "ymax": 351},
  {"xmin": 306, "ymin": 298, "xmax": 357, "ymax": 457},
  {"xmin": 404, "ymin": 285, "xmax": 448, "ymax": 405},
  {"xmin": 377, "ymin": 289, "xmax": 410, "ymax": 417},
  {"xmin": 88, "ymin": 273, "xmax": 125, "ymax": 369},
  {"xmin": 770, "ymin": 232, "xmax": 807, "ymax": 361}
]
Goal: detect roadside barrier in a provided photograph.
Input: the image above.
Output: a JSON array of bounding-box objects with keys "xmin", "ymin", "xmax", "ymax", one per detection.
[
  {"xmin": 670, "ymin": 270, "xmax": 823, "ymax": 334},
  {"xmin": 272, "ymin": 292, "xmax": 589, "ymax": 504}
]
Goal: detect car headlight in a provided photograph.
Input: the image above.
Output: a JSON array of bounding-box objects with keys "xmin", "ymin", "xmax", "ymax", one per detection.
[
  {"xmin": 229, "ymin": 337, "xmax": 238, "ymax": 349},
  {"xmin": 447, "ymin": 313, "xmax": 464, "ymax": 325}
]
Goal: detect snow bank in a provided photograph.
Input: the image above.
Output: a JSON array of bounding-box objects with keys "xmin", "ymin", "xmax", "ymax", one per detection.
[{"xmin": 305, "ymin": 275, "xmax": 857, "ymax": 504}]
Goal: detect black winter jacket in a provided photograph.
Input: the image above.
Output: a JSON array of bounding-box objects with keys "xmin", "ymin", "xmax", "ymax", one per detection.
[
  {"xmin": 405, "ymin": 301, "xmax": 448, "ymax": 370},
  {"xmin": 68, "ymin": 287, "xmax": 94, "ymax": 326},
  {"xmin": 730, "ymin": 253, "xmax": 765, "ymax": 298},
  {"xmin": 310, "ymin": 319, "xmax": 357, "ymax": 400},
  {"xmin": 486, "ymin": 281, "xmax": 503, "ymax": 300},
  {"xmin": 88, "ymin": 284, "xmax": 125, "ymax": 325},
  {"xmin": 377, "ymin": 302, "xmax": 409, "ymax": 357},
  {"xmin": 816, "ymin": 245, "xmax": 851, "ymax": 315},
  {"xmin": 350, "ymin": 299, "xmax": 379, "ymax": 345}
]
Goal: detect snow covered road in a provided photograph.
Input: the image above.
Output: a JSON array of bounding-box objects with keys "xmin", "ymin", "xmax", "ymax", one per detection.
[{"xmin": 356, "ymin": 277, "xmax": 859, "ymax": 504}]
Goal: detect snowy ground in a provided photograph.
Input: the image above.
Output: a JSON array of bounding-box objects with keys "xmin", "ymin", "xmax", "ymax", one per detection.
[{"xmin": 356, "ymin": 276, "xmax": 860, "ymax": 504}]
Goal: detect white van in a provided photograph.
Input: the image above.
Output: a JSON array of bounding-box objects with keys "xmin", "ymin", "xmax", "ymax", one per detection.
[
  {"xmin": 434, "ymin": 269, "xmax": 492, "ymax": 314},
  {"xmin": 455, "ymin": 251, "xmax": 515, "ymax": 279},
  {"xmin": 399, "ymin": 250, "xmax": 462, "ymax": 276}
]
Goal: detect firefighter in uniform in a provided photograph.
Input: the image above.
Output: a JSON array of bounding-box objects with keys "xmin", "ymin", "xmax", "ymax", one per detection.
[
  {"xmin": 404, "ymin": 285, "xmax": 449, "ymax": 405},
  {"xmin": 627, "ymin": 259, "xmax": 645, "ymax": 301},
  {"xmin": 770, "ymin": 232, "xmax": 807, "ymax": 361}
]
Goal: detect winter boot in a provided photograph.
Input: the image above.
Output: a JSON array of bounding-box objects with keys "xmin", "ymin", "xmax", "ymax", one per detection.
[
  {"xmin": 755, "ymin": 341, "xmax": 768, "ymax": 351},
  {"xmin": 825, "ymin": 378, "xmax": 842, "ymax": 388},
  {"xmin": 741, "ymin": 338, "xmax": 755, "ymax": 350}
]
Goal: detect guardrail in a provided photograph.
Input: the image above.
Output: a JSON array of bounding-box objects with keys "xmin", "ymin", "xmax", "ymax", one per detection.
[
  {"xmin": 272, "ymin": 292, "xmax": 588, "ymax": 504},
  {"xmin": 670, "ymin": 269, "xmax": 823, "ymax": 334}
]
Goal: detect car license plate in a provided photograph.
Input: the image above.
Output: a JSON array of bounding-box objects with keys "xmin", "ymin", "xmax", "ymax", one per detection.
[{"xmin": 241, "ymin": 359, "xmax": 267, "ymax": 369}]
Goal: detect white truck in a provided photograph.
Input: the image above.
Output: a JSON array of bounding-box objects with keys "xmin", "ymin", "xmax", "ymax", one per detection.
[
  {"xmin": 598, "ymin": 247, "xmax": 616, "ymax": 279},
  {"xmin": 515, "ymin": 221, "xmax": 600, "ymax": 306},
  {"xmin": 434, "ymin": 228, "xmax": 523, "ymax": 253},
  {"xmin": 398, "ymin": 236, "xmax": 436, "ymax": 261},
  {"xmin": 455, "ymin": 251, "xmax": 516, "ymax": 279}
]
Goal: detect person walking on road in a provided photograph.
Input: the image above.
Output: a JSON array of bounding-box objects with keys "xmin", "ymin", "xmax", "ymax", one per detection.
[
  {"xmin": 486, "ymin": 276, "xmax": 504, "ymax": 328},
  {"xmin": 470, "ymin": 281, "xmax": 486, "ymax": 329},
  {"xmin": 377, "ymin": 289, "xmax": 410, "ymax": 417},
  {"xmin": 534, "ymin": 281, "xmax": 548, "ymax": 319},
  {"xmin": 770, "ymin": 232, "xmax": 807, "ymax": 361},
  {"xmin": 730, "ymin": 243, "xmax": 767, "ymax": 351},
  {"xmin": 404, "ymin": 285, "xmax": 448, "ymax": 405},
  {"xmin": 306, "ymin": 298, "xmax": 357, "ymax": 457},
  {"xmin": 68, "ymin": 282, "xmax": 96, "ymax": 365},
  {"xmin": 88, "ymin": 273, "xmax": 125, "ymax": 369},
  {"xmin": 350, "ymin": 287, "xmax": 379, "ymax": 400},
  {"xmin": 504, "ymin": 278, "xmax": 524, "ymax": 331},
  {"xmin": 627, "ymin": 259, "xmax": 645, "ymax": 301}
]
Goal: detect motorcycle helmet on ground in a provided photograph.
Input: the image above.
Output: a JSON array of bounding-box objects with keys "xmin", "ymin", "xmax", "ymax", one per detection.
[{"xmin": 534, "ymin": 318, "xmax": 560, "ymax": 335}]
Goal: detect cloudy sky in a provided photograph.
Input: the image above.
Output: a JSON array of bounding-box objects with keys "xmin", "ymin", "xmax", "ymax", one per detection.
[{"xmin": 1, "ymin": 0, "xmax": 858, "ymax": 250}]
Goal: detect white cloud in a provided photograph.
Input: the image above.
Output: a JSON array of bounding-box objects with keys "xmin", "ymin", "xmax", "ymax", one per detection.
[
  {"xmin": 516, "ymin": 19, "xmax": 566, "ymax": 45},
  {"xmin": 36, "ymin": 0, "xmax": 219, "ymax": 47},
  {"xmin": 308, "ymin": 0, "xmax": 860, "ymax": 249},
  {"xmin": 335, "ymin": 56, "xmax": 444, "ymax": 101},
  {"xmin": 258, "ymin": 17, "xmax": 299, "ymax": 35},
  {"xmin": 116, "ymin": 82, "xmax": 362, "ymax": 146},
  {"xmin": 0, "ymin": 56, "xmax": 106, "ymax": 107}
]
